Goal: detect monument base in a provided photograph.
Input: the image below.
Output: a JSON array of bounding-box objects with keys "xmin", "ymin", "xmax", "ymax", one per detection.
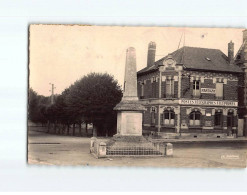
[
  {"xmin": 90, "ymin": 135, "xmax": 165, "ymax": 158},
  {"xmin": 111, "ymin": 134, "xmax": 152, "ymax": 146}
]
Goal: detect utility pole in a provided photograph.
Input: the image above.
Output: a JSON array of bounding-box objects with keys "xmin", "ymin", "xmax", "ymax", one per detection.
[{"xmin": 49, "ymin": 83, "xmax": 56, "ymax": 104}]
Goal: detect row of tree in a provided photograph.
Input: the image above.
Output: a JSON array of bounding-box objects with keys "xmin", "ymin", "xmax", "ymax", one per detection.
[{"xmin": 28, "ymin": 72, "xmax": 123, "ymax": 137}]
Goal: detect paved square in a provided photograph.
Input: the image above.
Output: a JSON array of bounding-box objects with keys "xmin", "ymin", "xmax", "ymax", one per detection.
[{"xmin": 28, "ymin": 128, "xmax": 247, "ymax": 168}]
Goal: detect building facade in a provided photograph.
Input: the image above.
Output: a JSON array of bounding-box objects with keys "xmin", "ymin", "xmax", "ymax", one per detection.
[
  {"xmin": 137, "ymin": 38, "xmax": 245, "ymax": 138},
  {"xmin": 234, "ymin": 29, "xmax": 247, "ymax": 136}
]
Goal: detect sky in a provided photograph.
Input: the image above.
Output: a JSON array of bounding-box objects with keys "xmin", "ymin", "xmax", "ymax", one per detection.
[{"xmin": 29, "ymin": 25, "xmax": 245, "ymax": 96}]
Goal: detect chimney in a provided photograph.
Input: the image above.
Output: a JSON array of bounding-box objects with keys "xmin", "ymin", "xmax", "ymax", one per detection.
[
  {"xmin": 228, "ymin": 40, "xmax": 234, "ymax": 64},
  {"xmin": 147, "ymin": 41, "xmax": 156, "ymax": 67}
]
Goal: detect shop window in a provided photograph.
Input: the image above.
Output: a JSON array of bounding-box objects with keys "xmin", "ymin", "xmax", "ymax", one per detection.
[
  {"xmin": 163, "ymin": 110, "xmax": 175, "ymax": 126},
  {"xmin": 216, "ymin": 82, "xmax": 224, "ymax": 99},
  {"xmin": 166, "ymin": 79, "xmax": 174, "ymax": 98},
  {"xmin": 193, "ymin": 80, "xmax": 201, "ymax": 98},
  {"xmin": 214, "ymin": 111, "xmax": 223, "ymax": 127},
  {"xmin": 189, "ymin": 111, "xmax": 201, "ymax": 126}
]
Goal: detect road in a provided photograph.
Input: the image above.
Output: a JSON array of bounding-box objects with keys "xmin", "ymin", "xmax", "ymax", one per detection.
[{"xmin": 28, "ymin": 128, "xmax": 247, "ymax": 168}]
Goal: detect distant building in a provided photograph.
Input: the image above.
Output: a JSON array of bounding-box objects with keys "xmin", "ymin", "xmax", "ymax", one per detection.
[
  {"xmin": 137, "ymin": 31, "xmax": 247, "ymax": 138},
  {"xmin": 234, "ymin": 29, "xmax": 247, "ymax": 135}
]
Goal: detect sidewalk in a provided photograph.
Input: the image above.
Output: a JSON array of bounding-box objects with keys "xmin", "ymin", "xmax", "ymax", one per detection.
[{"xmin": 150, "ymin": 137, "xmax": 247, "ymax": 143}]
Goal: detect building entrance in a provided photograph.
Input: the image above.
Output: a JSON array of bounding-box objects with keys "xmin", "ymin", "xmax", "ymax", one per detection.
[{"xmin": 227, "ymin": 112, "xmax": 234, "ymax": 135}]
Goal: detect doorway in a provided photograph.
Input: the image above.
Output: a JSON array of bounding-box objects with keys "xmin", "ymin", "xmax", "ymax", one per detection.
[{"xmin": 227, "ymin": 111, "xmax": 234, "ymax": 136}]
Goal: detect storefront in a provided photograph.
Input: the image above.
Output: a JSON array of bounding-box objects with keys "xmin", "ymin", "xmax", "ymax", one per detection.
[{"xmin": 138, "ymin": 41, "xmax": 242, "ymax": 138}]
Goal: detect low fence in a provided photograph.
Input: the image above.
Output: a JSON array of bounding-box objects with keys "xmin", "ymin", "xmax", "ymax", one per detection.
[
  {"xmin": 90, "ymin": 137, "xmax": 173, "ymax": 158},
  {"xmin": 106, "ymin": 146, "xmax": 164, "ymax": 156}
]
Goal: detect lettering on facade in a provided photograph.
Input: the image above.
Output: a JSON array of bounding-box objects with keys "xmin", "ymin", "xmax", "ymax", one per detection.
[
  {"xmin": 179, "ymin": 99, "xmax": 238, "ymax": 107},
  {"xmin": 201, "ymin": 88, "xmax": 216, "ymax": 94}
]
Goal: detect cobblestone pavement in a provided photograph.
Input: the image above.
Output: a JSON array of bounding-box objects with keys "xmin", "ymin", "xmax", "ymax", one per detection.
[{"xmin": 28, "ymin": 129, "xmax": 247, "ymax": 168}]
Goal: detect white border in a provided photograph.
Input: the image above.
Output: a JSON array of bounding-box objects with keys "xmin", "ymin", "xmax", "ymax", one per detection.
[{"xmin": 0, "ymin": 0, "xmax": 247, "ymax": 192}]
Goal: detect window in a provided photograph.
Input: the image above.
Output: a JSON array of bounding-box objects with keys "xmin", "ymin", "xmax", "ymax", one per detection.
[
  {"xmin": 166, "ymin": 79, "xmax": 174, "ymax": 98},
  {"xmin": 141, "ymin": 83, "xmax": 144, "ymax": 96},
  {"xmin": 214, "ymin": 111, "xmax": 223, "ymax": 127},
  {"xmin": 140, "ymin": 81, "xmax": 145, "ymax": 99},
  {"xmin": 216, "ymin": 82, "xmax": 223, "ymax": 99},
  {"xmin": 190, "ymin": 111, "xmax": 201, "ymax": 126},
  {"xmin": 152, "ymin": 77, "xmax": 157, "ymax": 98},
  {"xmin": 151, "ymin": 107, "xmax": 156, "ymax": 126},
  {"xmin": 193, "ymin": 80, "xmax": 201, "ymax": 97},
  {"xmin": 163, "ymin": 110, "xmax": 175, "ymax": 125}
]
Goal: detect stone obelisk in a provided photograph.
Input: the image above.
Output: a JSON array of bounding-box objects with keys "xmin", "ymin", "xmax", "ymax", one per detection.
[{"xmin": 114, "ymin": 47, "xmax": 146, "ymax": 136}]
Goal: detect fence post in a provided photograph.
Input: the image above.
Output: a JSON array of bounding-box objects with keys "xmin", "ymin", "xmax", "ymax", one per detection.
[
  {"xmin": 98, "ymin": 142, "xmax": 107, "ymax": 158},
  {"xmin": 90, "ymin": 137, "xmax": 97, "ymax": 153},
  {"xmin": 165, "ymin": 143, "xmax": 173, "ymax": 157}
]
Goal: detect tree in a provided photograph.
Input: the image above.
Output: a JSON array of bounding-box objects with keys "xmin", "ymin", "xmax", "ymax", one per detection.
[
  {"xmin": 28, "ymin": 88, "xmax": 49, "ymax": 125},
  {"xmin": 28, "ymin": 88, "xmax": 39, "ymax": 123},
  {"xmin": 66, "ymin": 72, "xmax": 122, "ymax": 136}
]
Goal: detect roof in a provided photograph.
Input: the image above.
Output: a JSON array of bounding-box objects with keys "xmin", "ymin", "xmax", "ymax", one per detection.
[
  {"xmin": 234, "ymin": 40, "xmax": 247, "ymax": 65},
  {"xmin": 137, "ymin": 46, "xmax": 243, "ymax": 75}
]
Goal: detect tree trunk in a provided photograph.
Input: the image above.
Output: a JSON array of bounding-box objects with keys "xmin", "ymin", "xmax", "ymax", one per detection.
[
  {"xmin": 58, "ymin": 124, "xmax": 63, "ymax": 134},
  {"xmin": 93, "ymin": 124, "xmax": 97, "ymax": 137},
  {"xmin": 67, "ymin": 124, "xmax": 70, "ymax": 135},
  {"xmin": 78, "ymin": 123, "xmax": 82, "ymax": 136},
  {"xmin": 105, "ymin": 128, "xmax": 108, "ymax": 137},
  {"xmin": 72, "ymin": 123, "xmax": 75, "ymax": 136},
  {"xmin": 103, "ymin": 123, "xmax": 108, "ymax": 137},
  {"xmin": 61, "ymin": 124, "xmax": 63, "ymax": 134},
  {"xmin": 63, "ymin": 124, "xmax": 66, "ymax": 134},
  {"xmin": 54, "ymin": 121, "xmax": 57, "ymax": 134},
  {"xmin": 85, "ymin": 122, "xmax": 88, "ymax": 136},
  {"xmin": 47, "ymin": 121, "xmax": 50, "ymax": 133}
]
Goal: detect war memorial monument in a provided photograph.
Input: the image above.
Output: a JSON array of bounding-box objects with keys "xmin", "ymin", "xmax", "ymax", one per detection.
[{"xmin": 90, "ymin": 47, "xmax": 172, "ymax": 158}]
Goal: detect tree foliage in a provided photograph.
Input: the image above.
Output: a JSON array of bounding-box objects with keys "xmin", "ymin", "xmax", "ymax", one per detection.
[{"xmin": 28, "ymin": 73, "xmax": 123, "ymax": 136}]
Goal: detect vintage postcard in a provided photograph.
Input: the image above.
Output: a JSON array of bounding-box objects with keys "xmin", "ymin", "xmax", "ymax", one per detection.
[{"xmin": 28, "ymin": 25, "xmax": 247, "ymax": 168}]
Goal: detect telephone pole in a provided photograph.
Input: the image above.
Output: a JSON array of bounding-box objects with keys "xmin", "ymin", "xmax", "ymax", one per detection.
[{"xmin": 49, "ymin": 83, "xmax": 56, "ymax": 104}]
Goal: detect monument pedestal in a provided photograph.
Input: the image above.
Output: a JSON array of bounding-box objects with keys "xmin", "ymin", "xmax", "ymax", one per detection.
[
  {"xmin": 116, "ymin": 111, "xmax": 143, "ymax": 136},
  {"xmin": 114, "ymin": 100, "xmax": 146, "ymax": 136}
]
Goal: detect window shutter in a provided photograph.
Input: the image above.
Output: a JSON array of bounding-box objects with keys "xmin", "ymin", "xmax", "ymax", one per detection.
[
  {"xmin": 216, "ymin": 82, "xmax": 223, "ymax": 98},
  {"xmin": 160, "ymin": 114, "xmax": 163, "ymax": 125}
]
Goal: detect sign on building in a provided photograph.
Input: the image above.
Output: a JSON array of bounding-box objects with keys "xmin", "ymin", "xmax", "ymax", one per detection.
[
  {"xmin": 201, "ymin": 88, "xmax": 216, "ymax": 94},
  {"xmin": 179, "ymin": 99, "xmax": 238, "ymax": 107}
]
